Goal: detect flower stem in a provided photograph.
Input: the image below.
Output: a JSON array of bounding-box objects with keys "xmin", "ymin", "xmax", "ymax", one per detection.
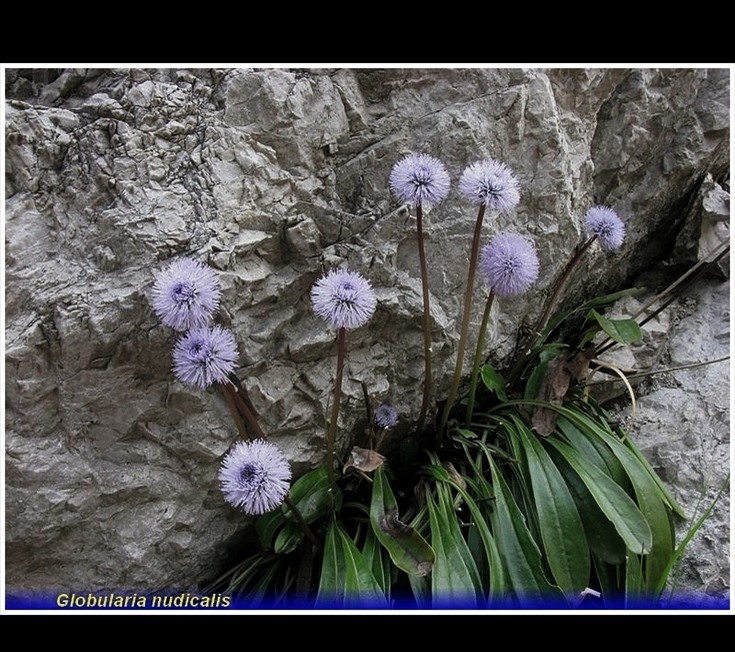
[
  {"xmin": 221, "ymin": 380, "xmax": 266, "ymax": 440},
  {"xmin": 505, "ymin": 236, "xmax": 596, "ymax": 389},
  {"xmin": 536, "ymin": 236, "xmax": 596, "ymax": 336},
  {"xmin": 283, "ymin": 495, "xmax": 321, "ymax": 550},
  {"xmin": 438, "ymin": 204, "xmax": 487, "ymax": 441},
  {"xmin": 415, "ymin": 202, "xmax": 433, "ymax": 432},
  {"xmin": 326, "ymin": 327, "xmax": 347, "ymax": 488},
  {"xmin": 465, "ymin": 291, "xmax": 495, "ymax": 427}
]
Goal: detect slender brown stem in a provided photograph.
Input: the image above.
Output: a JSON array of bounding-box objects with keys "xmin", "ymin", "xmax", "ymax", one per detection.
[
  {"xmin": 283, "ymin": 495, "xmax": 321, "ymax": 550},
  {"xmin": 582, "ymin": 355, "xmax": 730, "ymax": 387},
  {"xmin": 534, "ymin": 236, "xmax": 596, "ymax": 336},
  {"xmin": 505, "ymin": 236, "xmax": 596, "ymax": 388},
  {"xmin": 221, "ymin": 381, "xmax": 266, "ymax": 440},
  {"xmin": 465, "ymin": 291, "xmax": 495, "ymax": 426},
  {"xmin": 595, "ymin": 242, "xmax": 730, "ymax": 357},
  {"xmin": 438, "ymin": 204, "xmax": 487, "ymax": 441},
  {"xmin": 220, "ymin": 383, "xmax": 248, "ymax": 440},
  {"xmin": 633, "ymin": 241, "xmax": 729, "ymax": 325},
  {"xmin": 326, "ymin": 327, "xmax": 347, "ymax": 487},
  {"xmin": 415, "ymin": 202, "xmax": 433, "ymax": 432}
]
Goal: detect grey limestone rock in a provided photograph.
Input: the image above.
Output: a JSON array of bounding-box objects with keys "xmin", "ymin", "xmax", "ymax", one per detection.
[{"xmin": 4, "ymin": 67, "xmax": 730, "ymax": 600}]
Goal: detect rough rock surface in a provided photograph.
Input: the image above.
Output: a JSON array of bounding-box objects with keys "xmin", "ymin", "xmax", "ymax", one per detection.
[{"xmin": 4, "ymin": 67, "xmax": 730, "ymax": 600}]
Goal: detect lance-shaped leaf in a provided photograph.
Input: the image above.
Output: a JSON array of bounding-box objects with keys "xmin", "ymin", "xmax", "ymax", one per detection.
[
  {"xmin": 560, "ymin": 408, "xmax": 674, "ymax": 592},
  {"xmin": 369, "ymin": 466, "xmax": 434, "ymax": 577},
  {"xmin": 546, "ymin": 438, "xmax": 652, "ymax": 555},
  {"xmin": 284, "ymin": 467, "xmax": 338, "ymax": 523},
  {"xmin": 425, "ymin": 481, "xmax": 482, "ymax": 606},
  {"xmin": 487, "ymin": 456, "xmax": 566, "ymax": 604},
  {"xmin": 587, "ymin": 308, "xmax": 642, "ymax": 345},
  {"xmin": 514, "ymin": 417, "xmax": 590, "ymax": 595},
  {"xmin": 316, "ymin": 520, "xmax": 389, "ymax": 608},
  {"xmin": 430, "ymin": 464, "xmax": 507, "ymax": 601},
  {"xmin": 481, "ymin": 363, "xmax": 508, "ymax": 402},
  {"xmin": 361, "ymin": 524, "xmax": 391, "ymax": 597}
]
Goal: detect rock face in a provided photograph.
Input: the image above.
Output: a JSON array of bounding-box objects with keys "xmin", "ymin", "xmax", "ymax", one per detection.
[{"xmin": 4, "ymin": 67, "xmax": 730, "ymax": 600}]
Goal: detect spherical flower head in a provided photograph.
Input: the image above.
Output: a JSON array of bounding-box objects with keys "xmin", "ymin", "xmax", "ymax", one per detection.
[
  {"xmin": 389, "ymin": 153, "xmax": 451, "ymax": 209},
  {"xmin": 459, "ymin": 159, "xmax": 521, "ymax": 213},
  {"xmin": 152, "ymin": 258, "xmax": 222, "ymax": 331},
  {"xmin": 311, "ymin": 268, "xmax": 377, "ymax": 330},
  {"xmin": 219, "ymin": 439, "xmax": 291, "ymax": 515},
  {"xmin": 584, "ymin": 205, "xmax": 626, "ymax": 251},
  {"xmin": 480, "ymin": 233, "xmax": 540, "ymax": 297},
  {"xmin": 373, "ymin": 403, "xmax": 399, "ymax": 429},
  {"xmin": 172, "ymin": 325, "xmax": 239, "ymax": 389}
]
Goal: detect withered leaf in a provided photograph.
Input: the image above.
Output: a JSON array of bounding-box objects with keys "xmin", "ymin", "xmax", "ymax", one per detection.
[
  {"xmin": 343, "ymin": 446, "xmax": 386, "ymax": 474},
  {"xmin": 532, "ymin": 346, "xmax": 595, "ymax": 437},
  {"xmin": 441, "ymin": 461, "xmax": 467, "ymax": 492},
  {"xmin": 379, "ymin": 509, "xmax": 413, "ymax": 539}
]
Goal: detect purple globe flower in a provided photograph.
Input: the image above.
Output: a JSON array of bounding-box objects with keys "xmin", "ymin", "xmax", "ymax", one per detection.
[
  {"xmin": 459, "ymin": 159, "xmax": 521, "ymax": 213},
  {"xmin": 373, "ymin": 403, "xmax": 399, "ymax": 429},
  {"xmin": 172, "ymin": 325, "xmax": 239, "ymax": 389},
  {"xmin": 152, "ymin": 258, "xmax": 222, "ymax": 331},
  {"xmin": 311, "ymin": 268, "xmax": 377, "ymax": 330},
  {"xmin": 584, "ymin": 205, "xmax": 626, "ymax": 251},
  {"xmin": 480, "ymin": 233, "xmax": 540, "ymax": 297},
  {"xmin": 219, "ymin": 439, "xmax": 291, "ymax": 515},
  {"xmin": 389, "ymin": 153, "xmax": 451, "ymax": 209}
]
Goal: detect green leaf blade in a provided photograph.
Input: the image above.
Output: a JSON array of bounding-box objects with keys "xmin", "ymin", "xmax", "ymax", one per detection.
[
  {"xmin": 425, "ymin": 482, "xmax": 482, "ymax": 607},
  {"xmin": 487, "ymin": 456, "xmax": 566, "ymax": 605},
  {"xmin": 515, "ymin": 419, "xmax": 590, "ymax": 595},
  {"xmin": 588, "ymin": 308, "xmax": 642, "ymax": 344},
  {"xmin": 481, "ymin": 364, "xmax": 508, "ymax": 402},
  {"xmin": 547, "ymin": 438, "xmax": 652, "ymax": 555},
  {"xmin": 369, "ymin": 466, "xmax": 435, "ymax": 577},
  {"xmin": 316, "ymin": 521, "xmax": 389, "ymax": 608},
  {"xmin": 285, "ymin": 468, "xmax": 338, "ymax": 524}
]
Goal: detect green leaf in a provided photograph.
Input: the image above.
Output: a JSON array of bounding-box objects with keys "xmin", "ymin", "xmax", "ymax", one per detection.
[
  {"xmin": 369, "ymin": 466, "xmax": 435, "ymax": 577},
  {"xmin": 514, "ymin": 418, "xmax": 590, "ymax": 595},
  {"xmin": 557, "ymin": 415, "xmax": 630, "ymax": 490},
  {"xmin": 580, "ymin": 287, "xmax": 646, "ymax": 309},
  {"xmin": 545, "ymin": 441, "xmax": 627, "ymax": 565},
  {"xmin": 487, "ymin": 456, "xmax": 566, "ymax": 604},
  {"xmin": 430, "ymin": 464, "xmax": 507, "ymax": 601},
  {"xmin": 546, "ymin": 438, "xmax": 652, "ymax": 555},
  {"xmin": 563, "ymin": 409, "xmax": 675, "ymax": 592},
  {"xmin": 285, "ymin": 467, "xmax": 339, "ymax": 523},
  {"xmin": 425, "ymin": 481, "xmax": 482, "ymax": 606},
  {"xmin": 273, "ymin": 521, "xmax": 303, "ymax": 555},
  {"xmin": 361, "ymin": 525, "xmax": 391, "ymax": 597},
  {"xmin": 255, "ymin": 509, "xmax": 287, "ymax": 551},
  {"xmin": 587, "ymin": 308, "xmax": 642, "ymax": 345},
  {"xmin": 655, "ymin": 474, "xmax": 729, "ymax": 598},
  {"xmin": 625, "ymin": 548, "xmax": 644, "ymax": 605},
  {"xmin": 481, "ymin": 364, "xmax": 508, "ymax": 402},
  {"xmin": 316, "ymin": 521, "xmax": 389, "ymax": 608},
  {"xmin": 544, "ymin": 398, "xmax": 685, "ymax": 517},
  {"xmin": 622, "ymin": 435, "xmax": 687, "ymax": 519}
]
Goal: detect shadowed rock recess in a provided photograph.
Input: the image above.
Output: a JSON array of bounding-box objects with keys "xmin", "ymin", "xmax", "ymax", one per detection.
[{"xmin": 4, "ymin": 67, "xmax": 730, "ymax": 601}]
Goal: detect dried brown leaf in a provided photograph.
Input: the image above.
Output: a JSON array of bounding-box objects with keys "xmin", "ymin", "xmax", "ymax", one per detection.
[{"xmin": 343, "ymin": 446, "xmax": 386, "ymax": 474}]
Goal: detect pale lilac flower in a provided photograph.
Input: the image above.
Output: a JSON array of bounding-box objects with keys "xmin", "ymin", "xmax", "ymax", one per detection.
[
  {"xmin": 373, "ymin": 403, "xmax": 399, "ymax": 429},
  {"xmin": 584, "ymin": 205, "xmax": 626, "ymax": 251},
  {"xmin": 480, "ymin": 233, "xmax": 539, "ymax": 297},
  {"xmin": 219, "ymin": 439, "xmax": 291, "ymax": 515},
  {"xmin": 459, "ymin": 159, "xmax": 521, "ymax": 213},
  {"xmin": 172, "ymin": 325, "xmax": 239, "ymax": 389},
  {"xmin": 152, "ymin": 258, "xmax": 222, "ymax": 331},
  {"xmin": 311, "ymin": 268, "xmax": 377, "ymax": 330},
  {"xmin": 389, "ymin": 153, "xmax": 451, "ymax": 209}
]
